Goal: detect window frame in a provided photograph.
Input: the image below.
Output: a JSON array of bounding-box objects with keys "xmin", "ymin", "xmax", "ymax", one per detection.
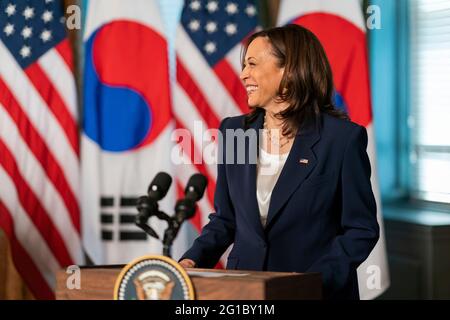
[{"xmin": 401, "ymin": 0, "xmax": 450, "ymax": 210}]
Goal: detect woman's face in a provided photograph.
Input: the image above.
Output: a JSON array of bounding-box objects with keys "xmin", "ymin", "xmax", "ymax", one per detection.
[{"xmin": 240, "ymin": 37, "xmax": 285, "ymax": 110}]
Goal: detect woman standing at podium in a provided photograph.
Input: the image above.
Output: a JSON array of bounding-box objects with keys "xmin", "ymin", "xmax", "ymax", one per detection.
[{"xmin": 179, "ymin": 24, "xmax": 379, "ymax": 300}]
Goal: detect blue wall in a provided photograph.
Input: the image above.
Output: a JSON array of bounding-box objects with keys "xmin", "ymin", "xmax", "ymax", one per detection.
[{"xmin": 369, "ymin": 0, "xmax": 409, "ymax": 200}]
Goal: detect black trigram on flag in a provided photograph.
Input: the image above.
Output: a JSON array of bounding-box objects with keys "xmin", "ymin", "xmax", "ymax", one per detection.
[{"xmin": 100, "ymin": 196, "xmax": 148, "ymax": 241}]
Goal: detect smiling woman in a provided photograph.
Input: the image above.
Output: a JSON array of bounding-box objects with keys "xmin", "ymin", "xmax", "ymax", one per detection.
[
  {"xmin": 240, "ymin": 37, "xmax": 286, "ymax": 113},
  {"xmin": 179, "ymin": 24, "xmax": 380, "ymax": 300},
  {"xmin": 241, "ymin": 24, "xmax": 348, "ymax": 139}
]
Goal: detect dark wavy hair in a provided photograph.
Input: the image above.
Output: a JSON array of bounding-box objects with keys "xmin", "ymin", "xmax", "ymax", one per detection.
[{"xmin": 242, "ymin": 24, "xmax": 348, "ymax": 136}]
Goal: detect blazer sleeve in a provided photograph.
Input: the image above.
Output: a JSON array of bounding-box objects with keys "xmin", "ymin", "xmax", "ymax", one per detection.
[
  {"xmin": 306, "ymin": 125, "xmax": 380, "ymax": 299},
  {"xmin": 179, "ymin": 117, "xmax": 236, "ymax": 267}
]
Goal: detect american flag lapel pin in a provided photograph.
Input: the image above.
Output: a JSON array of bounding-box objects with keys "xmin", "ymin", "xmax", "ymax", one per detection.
[{"xmin": 299, "ymin": 158, "xmax": 309, "ymax": 165}]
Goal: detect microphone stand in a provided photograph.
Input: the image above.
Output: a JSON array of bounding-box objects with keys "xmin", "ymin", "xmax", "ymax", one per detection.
[
  {"xmin": 135, "ymin": 197, "xmax": 182, "ymax": 258},
  {"xmin": 135, "ymin": 196, "xmax": 159, "ymax": 240},
  {"xmin": 155, "ymin": 211, "xmax": 175, "ymax": 257},
  {"xmin": 135, "ymin": 177, "xmax": 203, "ymax": 258},
  {"xmin": 162, "ymin": 198, "xmax": 195, "ymax": 258}
]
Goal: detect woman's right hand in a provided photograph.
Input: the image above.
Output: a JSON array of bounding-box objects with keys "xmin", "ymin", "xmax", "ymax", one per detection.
[{"xmin": 179, "ymin": 259, "xmax": 196, "ymax": 269}]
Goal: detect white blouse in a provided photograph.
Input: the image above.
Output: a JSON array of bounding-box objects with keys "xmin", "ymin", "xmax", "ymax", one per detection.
[{"xmin": 256, "ymin": 148, "xmax": 289, "ymax": 227}]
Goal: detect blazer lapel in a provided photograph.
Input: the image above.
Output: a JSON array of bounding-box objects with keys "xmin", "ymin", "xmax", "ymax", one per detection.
[{"xmin": 265, "ymin": 121, "xmax": 321, "ymax": 228}]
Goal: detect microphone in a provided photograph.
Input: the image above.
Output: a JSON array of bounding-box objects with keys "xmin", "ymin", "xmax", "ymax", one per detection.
[
  {"xmin": 175, "ymin": 173, "xmax": 208, "ymax": 223},
  {"xmin": 185, "ymin": 173, "xmax": 208, "ymax": 201},
  {"xmin": 135, "ymin": 172, "xmax": 172, "ymax": 239},
  {"xmin": 148, "ymin": 172, "xmax": 172, "ymax": 201}
]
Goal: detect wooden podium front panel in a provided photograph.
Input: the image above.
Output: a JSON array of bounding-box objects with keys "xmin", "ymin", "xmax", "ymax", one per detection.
[{"xmin": 55, "ymin": 266, "xmax": 321, "ymax": 300}]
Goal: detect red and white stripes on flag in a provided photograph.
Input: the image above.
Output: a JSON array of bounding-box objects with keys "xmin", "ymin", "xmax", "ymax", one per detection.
[
  {"xmin": 0, "ymin": 1, "xmax": 83, "ymax": 299},
  {"xmin": 174, "ymin": 0, "xmax": 259, "ymax": 266},
  {"xmin": 277, "ymin": 0, "xmax": 390, "ymax": 299}
]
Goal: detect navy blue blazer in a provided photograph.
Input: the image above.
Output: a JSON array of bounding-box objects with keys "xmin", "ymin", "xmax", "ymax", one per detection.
[{"xmin": 181, "ymin": 111, "xmax": 379, "ymax": 299}]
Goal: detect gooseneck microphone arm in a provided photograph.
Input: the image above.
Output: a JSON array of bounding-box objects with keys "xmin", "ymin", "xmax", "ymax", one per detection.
[
  {"xmin": 135, "ymin": 172, "xmax": 207, "ymax": 258},
  {"xmin": 162, "ymin": 174, "xmax": 208, "ymax": 257},
  {"xmin": 135, "ymin": 196, "xmax": 160, "ymax": 239}
]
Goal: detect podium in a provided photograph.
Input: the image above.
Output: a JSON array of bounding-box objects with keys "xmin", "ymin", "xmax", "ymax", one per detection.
[{"xmin": 55, "ymin": 265, "xmax": 322, "ymax": 300}]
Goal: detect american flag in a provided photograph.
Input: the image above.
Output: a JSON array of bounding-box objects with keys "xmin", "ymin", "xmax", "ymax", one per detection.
[
  {"xmin": 0, "ymin": 0, "xmax": 83, "ymax": 299},
  {"xmin": 174, "ymin": 0, "xmax": 258, "ymax": 266}
]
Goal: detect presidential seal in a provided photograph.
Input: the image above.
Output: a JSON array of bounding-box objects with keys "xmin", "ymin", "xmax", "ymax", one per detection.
[{"xmin": 114, "ymin": 255, "xmax": 195, "ymax": 300}]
